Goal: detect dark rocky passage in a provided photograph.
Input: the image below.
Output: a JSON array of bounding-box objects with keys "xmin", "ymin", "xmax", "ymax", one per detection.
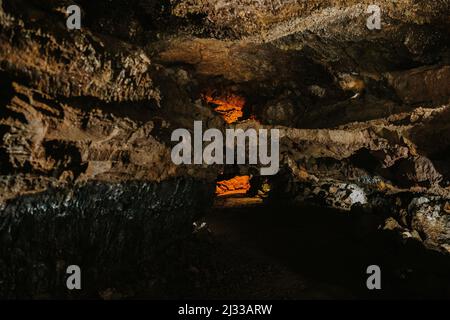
[
  {"xmin": 95, "ymin": 201, "xmax": 450, "ymax": 299},
  {"xmin": 204, "ymin": 203, "xmax": 450, "ymax": 299},
  {"xmin": 0, "ymin": 0, "xmax": 449, "ymax": 299}
]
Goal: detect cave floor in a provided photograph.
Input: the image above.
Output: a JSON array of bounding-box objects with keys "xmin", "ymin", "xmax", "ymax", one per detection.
[{"xmin": 129, "ymin": 200, "xmax": 449, "ymax": 300}]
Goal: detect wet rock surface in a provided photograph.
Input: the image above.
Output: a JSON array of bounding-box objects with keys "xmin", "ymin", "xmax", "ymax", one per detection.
[{"xmin": 0, "ymin": 179, "xmax": 213, "ymax": 298}]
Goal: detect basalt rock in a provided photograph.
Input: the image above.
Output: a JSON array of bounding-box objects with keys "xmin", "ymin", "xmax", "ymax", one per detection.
[{"xmin": 0, "ymin": 178, "xmax": 213, "ymax": 298}]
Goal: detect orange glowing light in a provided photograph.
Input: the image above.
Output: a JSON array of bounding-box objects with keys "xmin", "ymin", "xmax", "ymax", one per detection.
[
  {"xmin": 215, "ymin": 175, "xmax": 251, "ymax": 197},
  {"xmin": 204, "ymin": 94, "xmax": 245, "ymax": 124}
]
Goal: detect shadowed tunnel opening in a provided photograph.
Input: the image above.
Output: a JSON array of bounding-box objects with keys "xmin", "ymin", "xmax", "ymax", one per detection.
[
  {"xmin": 201, "ymin": 167, "xmax": 450, "ymax": 299},
  {"xmin": 202, "ymin": 198, "xmax": 450, "ymax": 299}
]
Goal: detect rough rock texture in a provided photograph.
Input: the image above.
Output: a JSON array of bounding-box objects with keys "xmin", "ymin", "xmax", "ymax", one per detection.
[
  {"xmin": 0, "ymin": 0, "xmax": 450, "ymax": 297},
  {"xmin": 0, "ymin": 179, "xmax": 212, "ymax": 298}
]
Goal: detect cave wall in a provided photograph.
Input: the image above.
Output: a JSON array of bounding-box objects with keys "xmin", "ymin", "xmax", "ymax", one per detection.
[{"xmin": 0, "ymin": 0, "xmax": 449, "ymax": 297}]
